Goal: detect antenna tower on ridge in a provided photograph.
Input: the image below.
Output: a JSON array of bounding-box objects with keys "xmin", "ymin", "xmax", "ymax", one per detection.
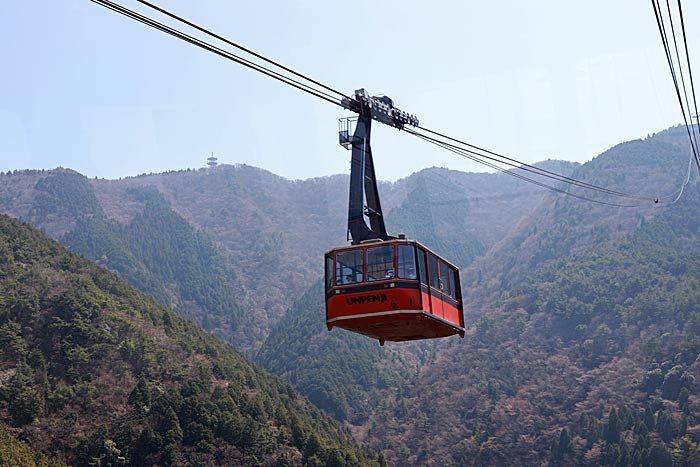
[{"xmin": 207, "ymin": 152, "xmax": 218, "ymax": 168}]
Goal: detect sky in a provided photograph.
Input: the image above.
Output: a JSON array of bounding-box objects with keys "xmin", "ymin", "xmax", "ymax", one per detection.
[{"xmin": 1, "ymin": 0, "xmax": 699, "ymax": 181}]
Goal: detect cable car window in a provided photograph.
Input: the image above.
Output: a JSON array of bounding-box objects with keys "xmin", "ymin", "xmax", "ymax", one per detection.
[
  {"xmin": 448, "ymin": 268, "xmax": 457, "ymax": 300},
  {"xmin": 440, "ymin": 260, "xmax": 451, "ymax": 296},
  {"xmin": 428, "ymin": 253, "xmax": 439, "ymax": 290},
  {"xmin": 336, "ymin": 250, "xmax": 364, "ymax": 285},
  {"xmin": 325, "ymin": 255, "xmax": 334, "ymax": 290},
  {"xmin": 416, "ymin": 247, "xmax": 428, "ymax": 285},
  {"xmin": 367, "ymin": 245, "xmax": 394, "ymax": 281},
  {"xmin": 397, "ymin": 245, "xmax": 417, "ymax": 279}
]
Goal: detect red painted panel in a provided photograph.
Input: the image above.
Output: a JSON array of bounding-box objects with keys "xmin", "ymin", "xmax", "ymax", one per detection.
[
  {"xmin": 420, "ymin": 291, "xmax": 431, "ymax": 313},
  {"xmin": 441, "ymin": 302, "xmax": 461, "ymax": 327},
  {"xmin": 327, "ymin": 286, "xmax": 421, "ymax": 321}
]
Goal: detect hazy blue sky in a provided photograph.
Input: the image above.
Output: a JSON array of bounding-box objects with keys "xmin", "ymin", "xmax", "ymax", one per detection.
[{"xmin": 1, "ymin": 0, "xmax": 698, "ymax": 181}]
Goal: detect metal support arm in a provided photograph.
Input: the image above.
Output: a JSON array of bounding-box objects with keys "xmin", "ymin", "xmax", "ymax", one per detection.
[
  {"xmin": 346, "ymin": 110, "xmax": 394, "ymax": 244},
  {"xmin": 340, "ymin": 88, "xmax": 419, "ymax": 245}
]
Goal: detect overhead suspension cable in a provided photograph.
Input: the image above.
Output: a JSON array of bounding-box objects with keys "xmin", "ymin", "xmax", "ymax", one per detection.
[
  {"xmin": 413, "ymin": 126, "xmax": 660, "ymax": 203},
  {"xmin": 677, "ymin": 0, "xmax": 700, "ymax": 139},
  {"xmin": 674, "ymin": 0, "xmax": 700, "ymax": 200},
  {"xmin": 89, "ymin": 0, "xmax": 345, "ymax": 109},
  {"xmin": 90, "ymin": 0, "xmax": 663, "ymax": 207},
  {"xmin": 664, "ymin": 0, "xmax": 700, "ymax": 156},
  {"xmin": 671, "ymin": 149, "xmax": 694, "ymax": 203},
  {"xmin": 423, "ymin": 127, "xmax": 684, "ymax": 204},
  {"xmin": 651, "ymin": 0, "xmax": 700, "ymax": 172},
  {"xmin": 668, "ymin": 0, "xmax": 700, "ymax": 162},
  {"xmin": 135, "ymin": 0, "xmax": 351, "ymax": 102},
  {"xmin": 405, "ymin": 129, "xmax": 644, "ymax": 208}
]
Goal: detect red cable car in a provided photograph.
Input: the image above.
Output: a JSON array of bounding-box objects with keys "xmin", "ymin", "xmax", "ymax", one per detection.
[
  {"xmin": 325, "ymin": 89, "xmax": 465, "ymax": 345},
  {"xmin": 325, "ymin": 238, "xmax": 465, "ymax": 345}
]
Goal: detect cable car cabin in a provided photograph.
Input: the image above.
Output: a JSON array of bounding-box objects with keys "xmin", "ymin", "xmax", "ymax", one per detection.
[{"xmin": 324, "ymin": 239, "xmax": 465, "ymax": 345}]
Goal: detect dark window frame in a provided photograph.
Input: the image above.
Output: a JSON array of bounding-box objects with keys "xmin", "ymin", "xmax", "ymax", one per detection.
[
  {"xmin": 397, "ymin": 245, "xmax": 418, "ymax": 280},
  {"xmin": 366, "ymin": 245, "xmax": 395, "ymax": 282},
  {"xmin": 416, "ymin": 247, "xmax": 428, "ymax": 286},
  {"xmin": 448, "ymin": 268, "xmax": 457, "ymax": 300},
  {"xmin": 325, "ymin": 255, "xmax": 334, "ymax": 290},
  {"xmin": 335, "ymin": 249, "xmax": 364, "ymax": 285},
  {"xmin": 428, "ymin": 253, "xmax": 439, "ymax": 291},
  {"xmin": 439, "ymin": 260, "xmax": 451, "ymax": 296}
]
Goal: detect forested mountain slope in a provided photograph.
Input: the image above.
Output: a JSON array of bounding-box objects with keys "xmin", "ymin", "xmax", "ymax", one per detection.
[
  {"xmin": 255, "ymin": 281, "xmax": 428, "ymax": 426},
  {"xmin": 462, "ymin": 131, "xmax": 692, "ymax": 317},
  {"xmin": 257, "ymin": 127, "xmax": 700, "ymax": 466},
  {"xmin": 0, "ymin": 214, "xmax": 381, "ymax": 467},
  {"xmin": 2, "ymin": 124, "xmax": 697, "ymax": 466},
  {"xmin": 0, "ymin": 161, "xmax": 557, "ymax": 355},
  {"xmin": 0, "ymin": 169, "xmax": 258, "ymax": 352},
  {"xmin": 350, "ymin": 136, "xmax": 700, "ymax": 466}
]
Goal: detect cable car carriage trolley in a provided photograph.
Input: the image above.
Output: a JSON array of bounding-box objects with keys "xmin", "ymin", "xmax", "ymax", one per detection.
[{"xmin": 325, "ymin": 89, "xmax": 465, "ymax": 345}]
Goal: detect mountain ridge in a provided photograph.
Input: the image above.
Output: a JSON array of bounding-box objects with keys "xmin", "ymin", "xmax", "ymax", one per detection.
[{"xmin": 0, "ymin": 159, "xmax": 560, "ymax": 354}]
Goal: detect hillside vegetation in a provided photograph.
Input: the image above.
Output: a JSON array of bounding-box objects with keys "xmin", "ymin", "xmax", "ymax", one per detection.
[
  {"xmin": 0, "ymin": 424, "xmax": 67, "ymax": 467},
  {"xmin": 1, "ymin": 125, "xmax": 699, "ymax": 466},
  {"xmin": 0, "ymin": 214, "xmax": 380, "ymax": 467},
  {"xmin": 350, "ymin": 133, "xmax": 700, "ymax": 466},
  {"xmin": 256, "ymin": 282, "xmax": 425, "ymax": 425},
  {"xmin": 257, "ymin": 128, "xmax": 700, "ymax": 466}
]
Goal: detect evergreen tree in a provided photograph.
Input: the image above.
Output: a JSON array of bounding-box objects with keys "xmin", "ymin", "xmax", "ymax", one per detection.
[
  {"xmin": 604, "ymin": 443, "xmax": 621, "ymax": 467},
  {"xmin": 0, "ymin": 320, "xmax": 26, "ymax": 361},
  {"xmin": 161, "ymin": 407, "xmax": 184, "ymax": 446},
  {"xmin": 127, "ymin": 377, "xmax": 151, "ymax": 416},
  {"xmin": 679, "ymin": 387, "xmax": 691, "ymax": 412},
  {"xmin": 643, "ymin": 404, "xmax": 655, "ymax": 431},
  {"xmin": 662, "ymin": 365, "xmax": 685, "ymax": 400},
  {"xmin": 656, "ymin": 410, "xmax": 677, "ymax": 442},
  {"xmin": 649, "ymin": 443, "xmax": 673, "ymax": 467},
  {"xmin": 604, "ymin": 408, "xmax": 621, "ymax": 444},
  {"xmin": 6, "ymin": 362, "xmax": 44, "ymax": 426},
  {"xmin": 558, "ymin": 428, "xmax": 573, "ymax": 455}
]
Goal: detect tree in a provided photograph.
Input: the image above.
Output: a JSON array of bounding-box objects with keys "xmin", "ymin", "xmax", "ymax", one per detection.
[
  {"xmin": 649, "ymin": 443, "xmax": 673, "ymax": 467},
  {"xmin": 604, "ymin": 408, "xmax": 620, "ymax": 444},
  {"xmin": 0, "ymin": 320, "xmax": 26, "ymax": 361},
  {"xmin": 90, "ymin": 439, "xmax": 126, "ymax": 466},
  {"xmin": 642, "ymin": 368, "xmax": 664, "ymax": 393},
  {"xmin": 160, "ymin": 407, "xmax": 183, "ymax": 446},
  {"xmin": 327, "ymin": 447, "xmax": 347, "ymax": 467},
  {"xmin": 7, "ymin": 363, "xmax": 44, "ymax": 426},
  {"xmin": 679, "ymin": 387, "xmax": 691, "ymax": 412},
  {"xmin": 662, "ymin": 365, "xmax": 687, "ymax": 400},
  {"xmin": 643, "ymin": 404, "xmax": 656, "ymax": 431},
  {"xmin": 304, "ymin": 432, "xmax": 323, "ymax": 459},
  {"xmin": 558, "ymin": 428, "xmax": 573, "ymax": 455},
  {"xmin": 603, "ymin": 443, "xmax": 621, "ymax": 467},
  {"xmin": 656, "ymin": 410, "xmax": 677, "ymax": 442},
  {"xmin": 551, "ymin": 428, "xmax": 574, "ymax": 465},
  {"xmin": 275, "ymin": 453, "xmax": 297, "ymax": 467},
  {"xmin": 669, "ymin": 435, "xmax": 700, "ymax": 466},
  {"xmin": 127, "ymin": 377, "xmax": 151, "ymax": 415}
]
